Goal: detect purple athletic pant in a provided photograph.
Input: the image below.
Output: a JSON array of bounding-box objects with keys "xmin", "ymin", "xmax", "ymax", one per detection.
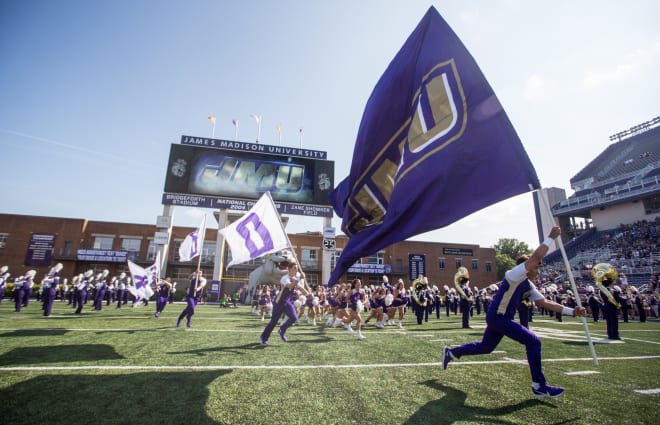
[{"xmin": 450, "ymin": 313, "xmax": 546, "ymax": 385}]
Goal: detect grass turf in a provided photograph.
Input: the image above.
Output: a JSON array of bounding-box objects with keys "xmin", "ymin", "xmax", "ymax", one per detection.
[{"xmin": 0, "ymin": 301, "xmax": 658, "ymax": 424}]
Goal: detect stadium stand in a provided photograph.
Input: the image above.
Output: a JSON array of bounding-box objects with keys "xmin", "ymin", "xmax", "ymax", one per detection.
[{"xmin": 539, "ymin": 117, "xmax": 660, "ymax": 297}]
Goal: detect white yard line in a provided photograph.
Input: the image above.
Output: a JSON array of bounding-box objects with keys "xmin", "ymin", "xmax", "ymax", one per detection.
[{"xmin": 1, "ymin": 355, "xmax": 658, "ymax": 372}]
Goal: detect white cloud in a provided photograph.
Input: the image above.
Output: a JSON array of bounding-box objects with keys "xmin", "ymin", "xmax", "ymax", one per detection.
[
  {"xmin": 581, "ymin": 40, "xmax": 659, "ymax": 89},
  {"xmin": 523, "ymin": 74, "xmax": 553, "ymax": 101}
]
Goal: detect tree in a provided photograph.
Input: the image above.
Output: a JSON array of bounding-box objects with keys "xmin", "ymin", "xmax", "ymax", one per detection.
[{"xmin": 494, "ymin": 238, "xmax": 531, "ymax": 280}]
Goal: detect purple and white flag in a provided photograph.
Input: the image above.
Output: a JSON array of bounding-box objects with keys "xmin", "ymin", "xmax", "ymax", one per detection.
[
  {"xmin": 220, "ymin": 192, "xmax": 289, "ymax": 268},
  {"xmin": 329, "ymin": 7, "xmax": 540, "ymax": 284},
  {"xmin": 127, "ymin": 252, "xmax": 159, "ymax": 299},
  {"xmin": 179, "ymin": 215, "xmax": 207, "ymax": 262}
]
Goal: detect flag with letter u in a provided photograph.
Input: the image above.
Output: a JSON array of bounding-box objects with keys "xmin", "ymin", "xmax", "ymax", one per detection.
[
  {"xmin": 179, "ymin": 215, "xmax": 207, "ymax": 262},
  {"xmin": 329, "ymin": 6, "xmax": 540, "ymax": 284},
  {"xmin": 220, "ymin": 191, "xmax": 289, "ymax": 268}
]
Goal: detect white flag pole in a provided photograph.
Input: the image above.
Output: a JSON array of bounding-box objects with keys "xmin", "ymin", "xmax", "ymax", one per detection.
[
  {"xmin": 194, "ymin": 215, "xmax": 208, "ymax": 294},
  {"xmin": 538, "ymin": 188, "xmax": 599, "ymax": 365}
]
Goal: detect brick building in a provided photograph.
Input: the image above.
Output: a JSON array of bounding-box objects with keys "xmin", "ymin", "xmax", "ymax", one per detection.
[{"xmin": 0, "ymin": 213, "xmax": 497, "ymax": 297}]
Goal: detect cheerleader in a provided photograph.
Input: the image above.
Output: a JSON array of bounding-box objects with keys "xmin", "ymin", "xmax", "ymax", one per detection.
[
  {"xmin": 342, "ymin": 279, "xmax": 367, "ymax": 340},
  {"xmin": 364, "ymin": 287, "xmax": 385, "ymax": 328},
  {"xmin": 327, "ymin": 283, "xmax": 348, "ymax": 327},
  {"xmin": 386, "ymin": 279, "xmax": 408, "ymax": 328},
  {"xmin": 307, "ymin": 285, "xmax": 324, "ymax": 326},
  {"xmin": 258, "ymin": 287, "xmax": 273, "ymax": 321},
  {"xmin": 154, "ymin": 277, "xmax": 172, "ymax": 318}
]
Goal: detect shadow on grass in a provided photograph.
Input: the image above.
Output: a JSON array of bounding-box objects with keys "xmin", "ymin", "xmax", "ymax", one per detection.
[
  {"xmin": 0, "ymin": 370, "xmax": 227, "ymax": 425},
  {"xmin": 0, "ymin": 344, "xmax": 124, "ymax": 366},
  {"xmin": 404, "ymin": 380, "xmax": 574, "ymax": 425},
  {"xmin": 0, "ymin": 329, "xmax": 69, "ymax": 338}
]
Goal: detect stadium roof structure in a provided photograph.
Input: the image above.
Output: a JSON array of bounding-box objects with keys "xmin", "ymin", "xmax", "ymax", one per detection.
[{"xmin": 552, "ymin": 117, "xmax": 660, "ymax": 217}]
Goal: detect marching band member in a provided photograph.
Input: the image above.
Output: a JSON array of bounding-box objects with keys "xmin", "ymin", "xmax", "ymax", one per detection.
[
  {"xmin": 631, "ymin": 286, "xmax": 646, "ymax": 323},
  {"xmin": 454, "ymin": 267, "xmax": 473, "ymax": 329},
  {"xmin": 593, "ymin": 263, "xmax": 622, "ymax": 340},
  {"xmin": 75, "ymin": 270, "xmax": 94, "ymax": 314},
  {"xmin": 14, "ymin": 270, "xmax": 36, "ymax": 312},
  {"xmin": 411, "ymin": 276, "xmax": 429, "ymax": 325},
  {"xmin": 115, "ymin": 273, "xmax": 127, "ymax": 309},
  {"xmin": 60, "ymin": 278, "xmax": 69, "ymax": 302},
  {"xmin": 443, "ymin": 227, "xmax": 586, "ymax": 399},
  {"xmin": 0, "ymin": 266, "xmax": 9, "ymax": 304},
  {"xmin": 42, "ymin": 263, "xmax": 63, "ymax": 317},
  {"xmin": 586, "ymin": 285, "xmax": 601, "ymax": 322},
  {"xmin": 93, "ymin": 270, "xmax": 109, "ymax": 311},
  {"xmin": 443, "ymin": 285, "xmax": 451, "ymax": 317}
]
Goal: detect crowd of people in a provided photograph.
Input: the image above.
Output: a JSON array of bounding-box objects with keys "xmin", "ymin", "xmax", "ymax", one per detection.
[{"xmin": 0, "ymin": 264, "xmax": 180, "ymax": 317}]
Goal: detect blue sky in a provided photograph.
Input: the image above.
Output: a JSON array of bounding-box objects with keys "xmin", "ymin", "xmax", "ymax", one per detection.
[{"xmin": 1, "ymin": 0, "xmax": 659, "ymax": 249}]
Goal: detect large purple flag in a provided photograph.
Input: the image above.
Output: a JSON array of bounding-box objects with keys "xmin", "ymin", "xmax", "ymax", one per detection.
[{"xmin": 329, "ymin": 6, "xmax": 540, "ymax": 284}]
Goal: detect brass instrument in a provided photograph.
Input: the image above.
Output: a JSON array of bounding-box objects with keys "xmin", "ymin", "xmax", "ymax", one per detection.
[
  {"xmin": 592, "ymin": 263, "xmax": 621, "ymax": 309},
  {"xmin": 454, "ymin": 267, "xmax": 472, "ymax": 302},
  {"xmin": 410, "ymin": 275, "xmax": 428, "ymax": 307}
]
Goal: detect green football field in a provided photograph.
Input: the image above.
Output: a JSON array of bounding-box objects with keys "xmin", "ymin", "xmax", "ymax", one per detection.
[{"xmin": 0, "ymin": 301, "xmax": 658, "ymax": 425}]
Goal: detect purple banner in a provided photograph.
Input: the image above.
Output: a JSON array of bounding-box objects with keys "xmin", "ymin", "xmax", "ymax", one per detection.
[
  {"xmin": 76, "ymin": 249, "xmax": 136, "ymax": 263},
  {"xmin": 409, "ymin": 254, "xmax": 426, "ymax": 281},
  {"xmin": 180, "ymin": 135, "xmax": 328, "ymax": 160},
  {"xmin": 25, "ymin": 233, "xmax": 56, "ymax": 266},
  {"xmin": 162, "ymin": 193, "xmax": 333, "ymax": 217}
]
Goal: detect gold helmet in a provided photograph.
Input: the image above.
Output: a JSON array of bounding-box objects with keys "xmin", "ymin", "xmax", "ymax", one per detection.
[
  {"xmin": 592, "ymin": 263, "xmax": 618, "ymax": 285},
  {"xmin": 454, "ymin": 267, "xmax": 469, "ymax": 284}
]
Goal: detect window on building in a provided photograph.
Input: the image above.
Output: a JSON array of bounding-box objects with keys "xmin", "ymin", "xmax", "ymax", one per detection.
[
  {"xmin": 367, "ymin": 252, "xmax": 384, "ymax": 264},
  {"xmin": 201, "ymin": 242, "xmax": 216, "ymax": 264},
  {"xmin": 305, "ymin": 273, "xmax": 319, "ymax": 287},
  {"xmin": 93, "ymin": 236, "xmax": 114, "ymax": 250},
  {"xmin": 486, "ymin": 261, "xmax": 493, "ymax": 273},
  {"xmin": 438, "ymin": 257, "xmax": 446, "ymax": 270},
  {"xmin": 367, "ymin": 275, "xmax": 381, "ymax": 286},
  {"xmin": 121, "ymin": 238, "xmax": 141, "ymax": 253},
  {"xmin": 146, "ymin": 240, "xmax": 157, "ymax": 261},
  {"xmin": 330, "ymin": 250, "xmax": 342, "ymax": 271},
  {"xmin": 395, "ymin": 259, "xmax": 404, "ymax": 273},
  {"xmin": 0, "ymin": 233, "xmax": 8, "ymax": 249},
  {"xmin": 62, "ymin": 241, "xmax": 73, "ymax": 256},
  {"xmin": 302, "ymin": 248, "xmax": 318, "ymax": 269},
  {"xmin": 455, "ymin": 258, "xmax": 462, "ymax": 269},
  {"xmin": 472, "ymin": 259, "xmax": 479, "ymax": 271}
]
